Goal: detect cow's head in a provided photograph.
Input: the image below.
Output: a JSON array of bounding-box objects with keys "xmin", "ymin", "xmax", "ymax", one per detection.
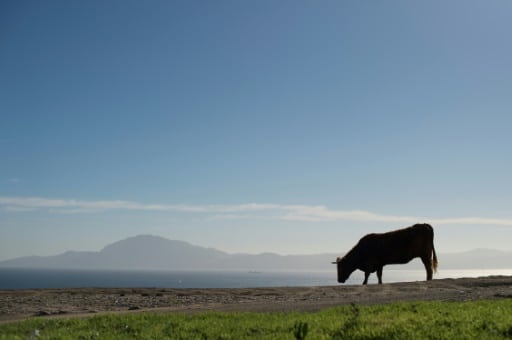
[{"xmin": 332, "ymin": 256, "xmax": 352, "ymax": 283}]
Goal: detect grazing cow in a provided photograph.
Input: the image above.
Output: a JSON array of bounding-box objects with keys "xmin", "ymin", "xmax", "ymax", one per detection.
[{"xmin": 333, "ymin": 223, "xmax": 438, "ymax": 285}]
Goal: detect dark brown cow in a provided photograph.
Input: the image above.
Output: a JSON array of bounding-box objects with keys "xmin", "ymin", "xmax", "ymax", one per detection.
[{"xmin": 333, "ymin": 223, "xmax": 438, "ymax": 285}]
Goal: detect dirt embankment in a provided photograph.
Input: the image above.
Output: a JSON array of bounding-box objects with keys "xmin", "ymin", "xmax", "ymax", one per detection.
[{"xmin": 2, "ymin": 276, "xmax": 512, "ymax": 323}]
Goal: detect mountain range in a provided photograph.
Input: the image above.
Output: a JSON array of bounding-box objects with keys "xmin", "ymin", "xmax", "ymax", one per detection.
[{"xmin": 0, "ymin": 235, "xmax": 510, "ymax": 271}]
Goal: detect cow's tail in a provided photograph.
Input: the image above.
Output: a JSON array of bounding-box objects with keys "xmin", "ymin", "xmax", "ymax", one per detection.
[
  {"xmin": 427, "ymin": 224, "xmax": 438, "ymax": 274},
  {"xmin": 432, "ymin": 244, "xmax": 438, "ymax": 273}
]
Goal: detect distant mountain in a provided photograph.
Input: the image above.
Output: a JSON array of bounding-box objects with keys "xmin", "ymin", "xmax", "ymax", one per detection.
[
  {"xmin": 0, "ymin": 235, "xmax": 229, "ymax": 270},
  {"xmin": 0, "ymin": 235, "xmax": 510, "ymax": 271},
  {"xmin": 0, "ymin": 235, "xmax": 336, "ymax": 271},
  {"xmin": 440, "ymin": 249, "xmax": 512, "ymax": 269},
  {"xmin": 97, "ymin": 235, "xmax": 230, "ymax": 269}
]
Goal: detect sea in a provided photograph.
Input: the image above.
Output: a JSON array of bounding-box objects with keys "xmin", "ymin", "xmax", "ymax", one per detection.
[{"xmin": 1, "ymin": 268, "xmax": 512, "ymax": 290}]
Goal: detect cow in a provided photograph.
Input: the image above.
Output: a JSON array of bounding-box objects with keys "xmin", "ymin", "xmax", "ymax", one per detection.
[{"xmin": 332, "ymin": 223, "xmax": 438, "ymax": 285}]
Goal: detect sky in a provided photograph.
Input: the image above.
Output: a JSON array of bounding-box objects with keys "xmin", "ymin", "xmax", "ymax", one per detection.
[{"xmin": 1, "ymin": 0, "xmax": 512, "ymax": 261}]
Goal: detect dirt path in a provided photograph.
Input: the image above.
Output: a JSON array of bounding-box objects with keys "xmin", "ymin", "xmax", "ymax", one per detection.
[{"xmin": 2, "ymin": 276, "xmax": 512, "ymax": 323}]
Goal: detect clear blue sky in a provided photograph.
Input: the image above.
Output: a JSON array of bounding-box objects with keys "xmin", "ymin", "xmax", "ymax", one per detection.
[{"xmin": 1, "ymin": 0, "xmax": 512, "ymax": 261}]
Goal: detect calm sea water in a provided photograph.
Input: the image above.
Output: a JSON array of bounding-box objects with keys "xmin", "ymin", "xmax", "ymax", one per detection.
[{"xmin": 1, "ymin": 268, "xmax": 511, "ymax": 290}]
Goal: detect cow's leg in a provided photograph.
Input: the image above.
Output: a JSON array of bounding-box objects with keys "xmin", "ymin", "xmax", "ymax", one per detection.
[
  {"xmin": 363, "ymin": 272, "xmax": 370, "ymax": 285},
  {"xmin": 377, "ymin": 266, "xmax": 383, "ymax": 284},
  {"xmin": 421, "ymin": 256, "xmax": 433, "ymax": 280}
]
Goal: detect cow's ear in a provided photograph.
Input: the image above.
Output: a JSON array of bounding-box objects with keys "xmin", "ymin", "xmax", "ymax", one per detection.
[{"xmin": 331, "ymin": 262, "xmax": 337, "ymax": 264}]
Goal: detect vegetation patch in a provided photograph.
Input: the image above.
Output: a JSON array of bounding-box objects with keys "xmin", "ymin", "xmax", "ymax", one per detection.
[{"xmin": 2, "ymin": 299, "xmax": 512, "ymax": 339}]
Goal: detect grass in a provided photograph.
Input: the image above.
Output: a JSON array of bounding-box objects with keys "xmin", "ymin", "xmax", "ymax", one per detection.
[{"xmin": 2, "ymin": 299, "xmax": 512, "ymax": 339}]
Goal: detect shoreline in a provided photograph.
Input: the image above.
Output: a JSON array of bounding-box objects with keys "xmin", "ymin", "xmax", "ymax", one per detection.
[{"xmin": 2, "ymin": 275, "xmax": 512, "ymax": 323}]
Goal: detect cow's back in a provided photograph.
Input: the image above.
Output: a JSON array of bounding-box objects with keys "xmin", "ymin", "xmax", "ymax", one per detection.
[{"xmin": 359, "ymin": 223, "xmax": 434, "ymax": 265}]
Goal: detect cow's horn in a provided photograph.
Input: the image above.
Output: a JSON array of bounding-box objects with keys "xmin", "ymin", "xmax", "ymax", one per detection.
[{"xmin": 331, "ymin": 262, "xmax": 337, "ymax": 264}]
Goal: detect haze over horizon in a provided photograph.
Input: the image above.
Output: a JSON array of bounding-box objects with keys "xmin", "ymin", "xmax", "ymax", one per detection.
[
  {"xmin": 2, "ymin": 234, "xmax": 511, "ymax": 272},
  {"xmin": 2, "ymin": 1, "xmax": 512, "ymax": 262}
]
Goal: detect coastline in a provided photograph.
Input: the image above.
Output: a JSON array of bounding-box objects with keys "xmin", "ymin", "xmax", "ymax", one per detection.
[{"xmin": 2, "ymin": 276, "xmax": 512, "ymax": 323}]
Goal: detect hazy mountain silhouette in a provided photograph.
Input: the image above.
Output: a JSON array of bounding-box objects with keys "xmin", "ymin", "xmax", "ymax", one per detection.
[
  {"xmin": 0, "ymin": 235, "xmax": 510, "ymax": 270},
  {"xmin": 439, "ymin": 248, "xmax": 512, "ymax": 269},
  {"xmin": 0, "ymin": 235, "xmax": 227, "ymax": 270}
]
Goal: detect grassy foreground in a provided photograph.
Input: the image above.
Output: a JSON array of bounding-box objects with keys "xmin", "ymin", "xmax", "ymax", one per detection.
[{"xmin": 2, "ymin": 300, "xmax": 512, "ymax": 339}]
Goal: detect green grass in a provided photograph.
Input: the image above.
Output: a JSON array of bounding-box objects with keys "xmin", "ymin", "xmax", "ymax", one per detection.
[{"xmin": 2, "ymin": 300, "xmax": 512, "ymax": 339}]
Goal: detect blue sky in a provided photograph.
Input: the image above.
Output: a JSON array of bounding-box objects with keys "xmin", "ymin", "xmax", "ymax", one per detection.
[{"xmin": 1, "ymin": 0, "xmax": 512, "ymax": 261}]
